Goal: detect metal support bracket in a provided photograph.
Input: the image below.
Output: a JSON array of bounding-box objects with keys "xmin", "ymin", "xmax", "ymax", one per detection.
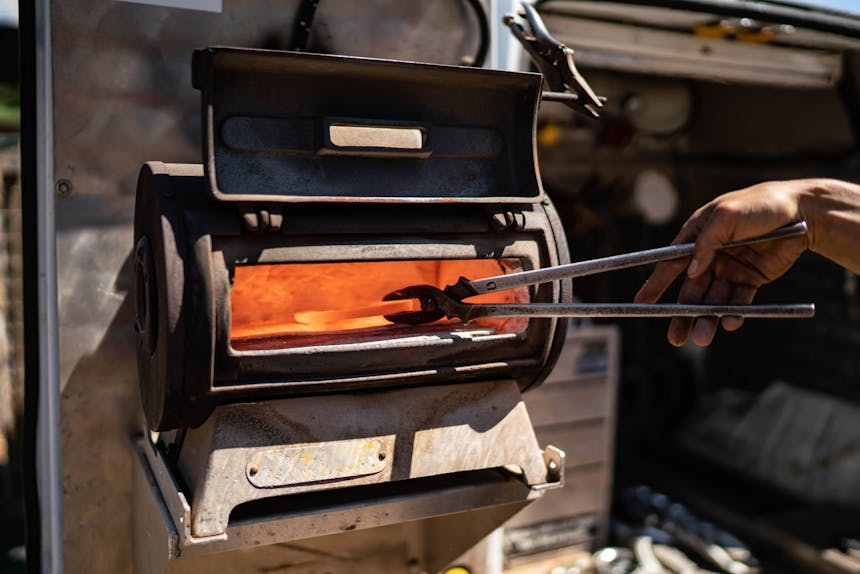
[
  {"xmin": 536, "ymin": 445, "xmax": 566, "ymax": 491},
  {"xmin": 132, "ymin": 380, "xmax": 567, "ymax": 560},
  {"xmin": 138, "ymin": 434, "xmax": 228, "ymax": 550}
]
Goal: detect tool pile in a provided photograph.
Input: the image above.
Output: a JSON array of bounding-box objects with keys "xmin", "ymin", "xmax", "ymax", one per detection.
[
  {"xmin": 504, "ymin": 485, "xmax": 762, "ymax": 574},
  {"xmin": 595, "ymin": 485, "xmax": 760, "ymax": 574}
]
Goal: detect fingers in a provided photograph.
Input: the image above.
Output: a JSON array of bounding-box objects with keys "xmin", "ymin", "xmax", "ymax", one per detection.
[
  {"xmin": 665, "ymin": 270, "xmax": 753, "ymax": 347},
  {"xmin": 667, "ymin": 317, "xmax": 692, "ymax": 348},
  {"xmin": 636, "ymin": 181, "xmax": 808, "ymax": 346},
  {"xmin": 634, "ymin": 259, "xmax": 689, "ymax": 304},
  {"xmin": 635, "ymin": 206, "xmax": 713, "ymax": 304},
  {"xmin": 721, "ymin": 283, "xmax": 757, "ymax": 332},
  {"xmin": 667, "ymin": 270, "xmax": 712, "ymax": 347},
  {"xmin": 690, "ymin": 277, "xmax": 732, "ymax": 346},
  {"xmin": 688, "ymin": 207, "xmax": 735, "ymax": 279}
]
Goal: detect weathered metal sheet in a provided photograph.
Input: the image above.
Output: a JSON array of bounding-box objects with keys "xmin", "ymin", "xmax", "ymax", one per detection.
[
  {"xmin": 246, "ymin": 439, "xmax": 387, "ymax": 488},
  {"xmin": 134, "ymin": 438, "xmax": 532, "ymax": 574},
  {"xmin": 168, "ymin": 379, "xmax": 557, "ymax": 538},
  {"xmin": 193, "ymin": 47, "xmax": 543, "ymax": 203},
  {"xmin": 134, "ymin": 161, "xmax": 567, "ymax": 431},
  {"xmin": 47, "ymin": 2, "xmax": 498, "ymax": 571}
]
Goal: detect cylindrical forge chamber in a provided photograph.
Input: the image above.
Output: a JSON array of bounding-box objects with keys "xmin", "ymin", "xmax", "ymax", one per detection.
[{"xmin": 134, "ymin": 48, "xmax": 572, "ymax": 431}]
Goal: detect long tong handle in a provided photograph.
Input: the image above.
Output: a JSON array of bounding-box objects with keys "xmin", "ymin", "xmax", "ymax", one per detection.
[
  {"xmin": 464, "ymin": 221, "xmax": 807, "ymax": 296},
  {"xmin": 451, "ymin": 303, "xmax": 815, "ymax": 323}
]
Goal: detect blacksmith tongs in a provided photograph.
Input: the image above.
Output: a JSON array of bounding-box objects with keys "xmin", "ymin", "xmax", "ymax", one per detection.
[
  {"xmin": 504, "ymin": 2, "xmax": 604, "ymax": 117},
  {"xmin": 383, "ymin": 222, "xmax": 815, "ymax": 325}
]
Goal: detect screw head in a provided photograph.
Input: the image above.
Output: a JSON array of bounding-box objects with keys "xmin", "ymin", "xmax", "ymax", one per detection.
[{"xmin": 56, "ymin": 179, "xmax": 73, "ymax": 196}]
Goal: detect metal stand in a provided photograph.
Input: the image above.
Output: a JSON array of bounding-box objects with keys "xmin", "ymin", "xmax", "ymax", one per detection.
[{"xmin": 133, "ymin": 380, "xmax": 564, "ymax": 573}]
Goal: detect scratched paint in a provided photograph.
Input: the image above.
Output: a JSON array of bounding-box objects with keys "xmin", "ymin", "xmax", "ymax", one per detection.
[{"xmin": 246, "ymin": 439, "xmax": 387, "ymax": 488}]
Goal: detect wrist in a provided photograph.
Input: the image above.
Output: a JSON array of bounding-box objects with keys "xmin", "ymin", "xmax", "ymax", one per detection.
[
  {"xmin": 794, "ymin": 178, "xmax": 835, "ymax": 253},
  {"xmin": 796, "ymin": 178, "xmax": 860, "ymax": 261}
]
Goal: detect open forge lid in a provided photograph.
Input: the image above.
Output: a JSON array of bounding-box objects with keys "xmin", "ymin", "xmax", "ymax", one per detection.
[{"xmin": 192, "ymin": 47, "xmax": 545, "ymax": 204}]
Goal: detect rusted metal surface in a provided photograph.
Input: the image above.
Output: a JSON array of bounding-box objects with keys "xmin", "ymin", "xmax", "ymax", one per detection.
[
  {"xmin": 245, "ymin": 439, "xmax": 387, "ymax": 488},
  {"xmin": 135, "ymin": 161, "xmax": 571, "ymax": 431},
  {"xmin": 135, "ymin": 437, "xmax": 533, "ymax": 573},
  {"xmin": 193, "ymin": 48, "xmax": 543, "ymax": 204},
  {"xmin": 47, "ymin": 3, "xmax": 516, "ymax": 571},
  {"xmin": 49, "ymin": 3, "xmax": 561, "ymax": 571},
  {"xmin": 193, "ymin": 47, "xmax": 544, "ymax": 204},
  {"xmin": 171, "ymin": 379, "xmax": 558, "ymax": 537}
]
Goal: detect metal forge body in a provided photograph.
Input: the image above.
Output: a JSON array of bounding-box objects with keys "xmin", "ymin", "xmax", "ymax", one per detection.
[{"xmin": 133, "ymin": 48, "xmax": 571, "ymax": 570}]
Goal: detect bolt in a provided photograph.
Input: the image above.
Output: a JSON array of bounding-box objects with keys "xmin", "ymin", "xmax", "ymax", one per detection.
[
  {"xmin": 486, "ymin": 281, "xmax": 497, "ymax": 291},
  {"xmin": 55, "ymin": 179, "xmax": 73, "ymax": 196}
]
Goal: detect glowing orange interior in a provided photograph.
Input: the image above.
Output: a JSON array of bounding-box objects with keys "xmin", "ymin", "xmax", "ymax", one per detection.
[{"xmin": 230, "ymin": 259, "xmax": 529, "ymax": 350}]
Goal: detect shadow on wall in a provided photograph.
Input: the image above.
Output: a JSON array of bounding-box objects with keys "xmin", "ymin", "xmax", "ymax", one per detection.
[{"xmin": 60, "ymin": 249, "xmax": 141, "ymax": 573}]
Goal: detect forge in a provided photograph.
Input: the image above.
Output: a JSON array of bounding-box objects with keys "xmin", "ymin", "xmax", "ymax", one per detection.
[{"xmin": 131, "ymin": 47, "xmax": 571, "ymax": 561}]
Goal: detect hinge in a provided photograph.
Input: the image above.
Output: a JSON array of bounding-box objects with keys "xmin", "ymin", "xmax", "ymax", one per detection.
[
  {"xmin": 237, "ymin": 203, "xmax": 284, "ymax": 232},
  {"xmin": 487, "ymin": 209, "xmax": 526, "ymax": 231}
]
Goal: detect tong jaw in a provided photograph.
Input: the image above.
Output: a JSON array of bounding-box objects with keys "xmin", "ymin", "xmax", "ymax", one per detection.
[
  {"xmin": 504, "ymin": 3, "xmax": 604, "ymax": 117},
  {"xmin": 383, "ymin": 284, "xmax": 477, "ymax": 325},
  {"xmin": 383, "ymin": 285, "xmax": 449, "ymax": 325}
]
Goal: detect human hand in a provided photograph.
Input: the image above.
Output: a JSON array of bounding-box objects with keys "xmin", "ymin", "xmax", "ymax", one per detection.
[{"xmin": 634, "ymin": 180, "xmax": 810, "ymax": 346}]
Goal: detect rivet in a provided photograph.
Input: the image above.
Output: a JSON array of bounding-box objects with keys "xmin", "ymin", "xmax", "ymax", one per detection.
[{"xmin": 55, "ymin": 179, "xmax": 73, "ymax": 196}]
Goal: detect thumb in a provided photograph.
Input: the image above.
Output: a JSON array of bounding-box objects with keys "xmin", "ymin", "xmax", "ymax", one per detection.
[{"xmin": 688, "ymin": 215, "xmax": 733, "ymax": 279}]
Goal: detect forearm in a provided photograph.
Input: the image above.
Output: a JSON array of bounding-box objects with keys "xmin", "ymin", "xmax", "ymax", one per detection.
[{"xmin": 798, "ymin": 179, "xmax": 860, "ymax": 274}]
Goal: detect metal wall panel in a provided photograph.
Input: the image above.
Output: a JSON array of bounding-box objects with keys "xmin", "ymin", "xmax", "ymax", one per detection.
[{"xmin": 49, "ymin": 1, "xmax": 489, "ymax": 571}]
